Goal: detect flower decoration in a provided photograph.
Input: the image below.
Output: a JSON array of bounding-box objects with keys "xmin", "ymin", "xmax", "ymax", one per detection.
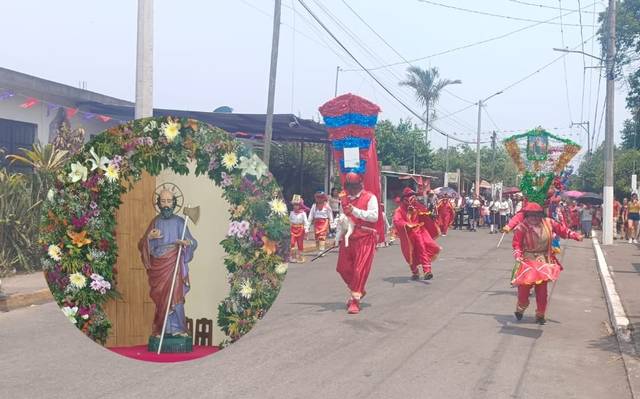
[
  {"xmin": 161, "ymin": 119, "xmax": 181, "ymax": 142},
  {"xmin": 48, "ymin": 245, "xmax": 62, "ymax": 261},
  {"xmin": 40, "ymin": 116, "xmax": 289, "ymax": 346},
  {"xmin": 69, "ymin": 272, "xmax": 87, "ymax": 289},
  {"xmin": 269, "ymin": 198, "xmax": 287, "ymax": 216},
  {"xmin": 238, "ymin": 154, "xmax": 268, "ymax": 180},
  {"xmin": 68, "ymin": 162, "xmax": 88, "ymax": 183}
]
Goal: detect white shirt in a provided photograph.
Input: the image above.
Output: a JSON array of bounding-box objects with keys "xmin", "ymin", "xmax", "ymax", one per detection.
[
  {"xmin": 348, "ymin": 191, "xmax": 379, "ymax": 223},
  {"xmin": 499, "ymin": 200, "xmax": 510, "ymax": 216},
  {"xmin": 306, "ymin": 203, "xmax": 334, "ymax": 231},
  {"xmin": 289, "ymin": 211, "xmax": 309, "ymax": 232}
]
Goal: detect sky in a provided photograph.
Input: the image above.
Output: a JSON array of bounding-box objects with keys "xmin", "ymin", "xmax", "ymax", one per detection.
[{"xmin": 1, "ymin": 0, "xmax": 632, "ymax": 163}]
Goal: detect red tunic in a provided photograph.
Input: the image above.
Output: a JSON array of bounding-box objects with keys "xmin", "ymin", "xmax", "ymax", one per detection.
[
  {"xmin": 436, "ymin": 199, "xmax": 455, "ymax": 235},
  {"xmin": 393, "ymin": 204, "xmax": 441, "ymax": 274},
  {"xmin": 336, "ymin": 191, "xmax": 378, "ymax": 295}
]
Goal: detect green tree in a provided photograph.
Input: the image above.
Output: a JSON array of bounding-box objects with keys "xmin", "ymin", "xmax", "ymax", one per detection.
[
  {"xmin": 399, "ymin": 66, "xmax": 461, "ymax": 141},
  {"xmin": 375, "ymin": 119, "xmax": 432, "ymax": 172},
  {"xmin": 621, "ymin": 118, "xmax": 640, "ymax": 149},
  {"xmin": 269, "ymin": 142, "xmax": 326, "ymax": 206}
]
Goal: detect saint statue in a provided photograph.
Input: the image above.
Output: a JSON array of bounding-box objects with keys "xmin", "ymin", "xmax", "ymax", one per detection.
[{"xmin": 138, "ymin": 188, "xmax": 198, "ymax": 338}]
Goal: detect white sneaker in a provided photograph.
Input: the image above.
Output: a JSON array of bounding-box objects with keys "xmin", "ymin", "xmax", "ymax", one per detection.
[
  {"xmin": 634, "ymin": 239, "xmax": 638, "ymax": 244},
  {"xmin": 630, "ymin": 239, "xmax": 633, "ymax": 244}
]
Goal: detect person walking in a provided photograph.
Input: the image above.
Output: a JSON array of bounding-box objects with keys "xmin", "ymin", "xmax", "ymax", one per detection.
[
  {"xmin": 628, "ymin": 193, "xmax": 640, "ymax": 244},
  {"xmin": 579, "ymin": 204, "xmax": 594, "ymax": 238}
]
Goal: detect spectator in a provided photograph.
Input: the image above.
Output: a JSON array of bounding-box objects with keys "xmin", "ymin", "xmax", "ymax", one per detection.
[
  {"xmin": 499, "ymin": 197, "xmax": 510, "ymax": 230},
  {"xmin": 614, "ymin": 198, "xmax": 622, "ymax": 239},
  {"xmin": 580, "ymin": 204, "xmax": 594, "ymax": 238},
  {"xmin": 621, "ymin": 198, "xmax": 629, "ymax": 241},
  {"xmin": 489, "ymin": 197, "xmax": 500, "ymax": 234},
  {"xmin": 628, "ymin": 193, "xmax": 640, "ymax": 244},
  {"xmin": 454, "ymin": 192, "xmax": 466, "ymax": 230}
]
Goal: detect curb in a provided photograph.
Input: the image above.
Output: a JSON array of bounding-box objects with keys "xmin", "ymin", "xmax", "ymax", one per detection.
[
  {"xmin": 0, "ymin": 288, "xmax": 53, "ymax": 312},
  {"xmin": 592, "ymin": 237, "xmax": 640, "ymax": 399}
]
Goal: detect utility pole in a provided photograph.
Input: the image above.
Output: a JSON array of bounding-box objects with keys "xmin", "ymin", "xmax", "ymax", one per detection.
[
  {"xmin": 490, "ymin": 131, "xmax": 497, "ymax": 181},
  {"xmin": 263, "ymin": 0, "xmax": 282, "ymax": 166},
  {"xmin": 571, "ymin": 121, "xmax": 591, "ymax": 153},
  {"xmin": 334, "ymin": 66, "xmax": 340, "ymax": 97},
  {"xmin": 135, "ymin": 0, "xmax": 153, "ymax": 119},
  {"xmin": 602, "ymin": 0, "xmax": 616, "ymax": 245},
  {"xmin": 475, "ymin": 100, "xmax": 482, "ymax": 197},
  {"xmin": 444, "ymin": 134, "xmax": 450, "ymax": 187}
]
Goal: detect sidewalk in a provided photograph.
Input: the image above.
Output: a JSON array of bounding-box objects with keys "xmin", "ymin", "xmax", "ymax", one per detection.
[{"xmin": 0, "ymin": 271, "xmax": 52, "ymax": 312}]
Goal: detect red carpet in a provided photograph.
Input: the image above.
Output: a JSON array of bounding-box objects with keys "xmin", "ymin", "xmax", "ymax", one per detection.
[{"xmin": 109, "ymin": 345, "xmax": 220, "ymax": 363}]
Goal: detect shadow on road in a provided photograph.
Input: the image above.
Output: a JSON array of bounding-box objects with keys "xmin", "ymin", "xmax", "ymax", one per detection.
[
  {"xmin": 290, "ymin": 301, "xmax": 372, "ymax": 312},
  {"xmin": 382, "ymin": 276, "xmax": 431, "ymax": 286}
]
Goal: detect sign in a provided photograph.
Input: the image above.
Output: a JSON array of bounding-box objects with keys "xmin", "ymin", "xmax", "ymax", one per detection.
[
  {"xmin": 343, "ymin": 147, "xmax": 360, "ymax": 168},
  {"xmin": 446, "ymin": 172, "xmax": 459, "ymax": 183}
]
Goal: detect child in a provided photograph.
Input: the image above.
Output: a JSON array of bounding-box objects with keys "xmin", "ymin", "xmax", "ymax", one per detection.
[
  {"xmin": 289, "ymin": 194, "xmax": 308, "ymax": 263},
  {"xmin": 306, "ymin": 190, "xmax": 334, "ymax": 255}
]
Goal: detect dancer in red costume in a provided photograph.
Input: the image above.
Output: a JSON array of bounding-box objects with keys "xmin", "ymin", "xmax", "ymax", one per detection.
[
  {"xmin": 511, "ymin": 203, "xmax": 582, "ymax": 324},
  {"xmin": 436, "ymin": 193, "xmax": 456, "ymax": 236},
  {"xmin": 307, "ymin": 191, "xmax": 333, "ymax": 255},
  {"xmin": 393, "ymin": 187, "xmax": 442, "ymax": 281},
  {"xmin": 336, "ymin": 173, "xmax": 380, "ymax": 314},
  {"xmin": 289, "ymin": 194, "xmax": 308, "ymax": 263}
]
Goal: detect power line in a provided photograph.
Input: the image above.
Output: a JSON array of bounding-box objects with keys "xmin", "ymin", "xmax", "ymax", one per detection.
[
  {"xmin": 296, "ymin": 0, "xmax": 479, "ymax": 144},
  {"xmin": 508, "ymin": 0, "xmax": 598, "ymax": 13},
  {"xmin": 416, "ymin": 0, "xmax": 594, "ymax": 27},
  {"xmin": 443, "ymin": 88, "xmax": 476, "ymax": 105},
  {"xmin": 342, "ymin": 1, "xmax": 599, "ymax": 72},
  {"xmin": 483, "ymin": 107, "xmax": 502, "ymax": 132}
]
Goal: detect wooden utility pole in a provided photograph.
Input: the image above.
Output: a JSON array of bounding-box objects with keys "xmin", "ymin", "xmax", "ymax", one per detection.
[{"xmin": 263, "ymin": 0, "xmax": 282, "ymax": 166}]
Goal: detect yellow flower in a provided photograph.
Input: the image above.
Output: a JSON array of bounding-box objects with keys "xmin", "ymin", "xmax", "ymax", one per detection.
[
  {"xmin": 269, "ymin": 198, "xmax": 287, "ymax": 216},
  {"xmin": 162, "ymin": 120, "xmax": 181, "ymax": 142},
  {"xmin": 67, "ymin": 230, "xmax": 92, "ymax": 247},
  {"xmin": 104, "ymin": 164, "xmax": 119, "ymax": 182},
  {"xmin": 222, "ymin": 153, "xmax": 238, "ymax": 170},
  {"xmin": 48, "ymin": 245, "xmax": 62, "ymax": 261},
  {"xmin": 69, "ymin": 272, "xmax": 87, "ymax": 289}
]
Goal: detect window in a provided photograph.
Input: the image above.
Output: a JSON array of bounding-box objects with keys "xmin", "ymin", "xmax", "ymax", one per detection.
[{"xmin": 0, "ymin": 118, "xmax": 37, "ymax": 173}]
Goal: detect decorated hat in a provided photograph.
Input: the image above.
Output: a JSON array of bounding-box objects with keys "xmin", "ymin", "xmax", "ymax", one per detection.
[
  {"xmin": 291, "ymin": 194, "xmax": 303, "ymax": 204},
  {"xmin": 402, "ymin": 187, "xmax": 416, "ymax": 198},
  {"xmin": 344, "ymin": 172, "xmax": 363, "ymax": 184},
  {"xmin": 314, "ymin": 190, "xmax": 328, "ymax": 201},
  {"xmin": 523, "ymin": 202, "xmax": 544, "ymax": 214}
]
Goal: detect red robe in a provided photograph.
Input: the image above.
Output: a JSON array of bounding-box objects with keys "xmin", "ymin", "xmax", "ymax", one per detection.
[
  {"xmin": 436, "ymin": 199, "xmax": 455, "ymax": 235},
  {"xmin": 336, "ymin": 191, "xmax": 378, "ymax": 295},
  {"xmin": 393, "ymin": 204, "xmax": 441, "ymax": 274}
]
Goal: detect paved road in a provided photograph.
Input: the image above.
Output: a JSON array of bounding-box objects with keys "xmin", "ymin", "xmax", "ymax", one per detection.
[{"xmin": 0, "ymin": 229, "xmax": 631, "ymax": 398}]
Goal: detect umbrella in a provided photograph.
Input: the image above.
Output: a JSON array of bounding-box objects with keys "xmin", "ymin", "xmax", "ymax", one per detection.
[
  {"xmin": 502, "ymin": 187, "xmax": 521, "ymax": 195},
  {"xmin": 576, "ymin": 192, "xmax": 603, "ymax": 205},
  {"xmin": 433, "ymin": 187, "xmax": 458, "ymax": 197},
  {"xmin": 561, "ymin": 190, "xmax": 583, "ymax": 199}
]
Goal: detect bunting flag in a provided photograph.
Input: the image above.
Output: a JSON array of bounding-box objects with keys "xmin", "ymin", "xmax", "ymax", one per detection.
[
  {"xmin": 20, "ymin": 98, "xmax": 39, "ymax": 109},
  {"xmin": 319, "ymin": 93, "xmax": 385, "ymax": 243},
  {"xmin": 0, "ymin": 87, "xmax": 123, "ymax": 124}
]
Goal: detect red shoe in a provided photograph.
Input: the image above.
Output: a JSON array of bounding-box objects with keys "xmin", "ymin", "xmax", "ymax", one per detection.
[{"xmin": 347, "ymin": 298, "xmax": 360, "ymax": 314}]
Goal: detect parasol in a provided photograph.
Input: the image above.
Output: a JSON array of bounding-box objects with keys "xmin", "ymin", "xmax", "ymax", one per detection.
[
  {"xmin": 576, "ymin": 192, "xmax": 602, "ymax": 205},
  {"xmin": 502, "ymin": 187, "xmax": 521, "ymax": 195},
  {"xmin": 561, "ymin": 190, "xmax": 584, "ymax": 199},
  {"xmin": 433, "ymin": 186, "xmax": 458, "ymax": 197}
]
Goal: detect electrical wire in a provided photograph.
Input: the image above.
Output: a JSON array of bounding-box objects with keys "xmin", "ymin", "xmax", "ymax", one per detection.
[
  {"xmin": 483, "ymin": 107, "xmax": 502, "ymax": 132},
  {"xmin": 508, "ymin": 0, "xmax": 597, "ymax": 13},
  {"xmin": 416, "ymin": 0, "xmax": 594, "ymax": 27},
  {"xmin": 342, "ymin": 1, "xmax": 599, "ymax": 72},
  {"xmin": 296, "ymin": 0, "xmax": 482, "ymax": 144}
]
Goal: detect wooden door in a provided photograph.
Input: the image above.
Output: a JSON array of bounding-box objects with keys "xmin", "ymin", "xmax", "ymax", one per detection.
[{"xmin": 104, "ymin": 173, "xmax": 156, "ymax": 347}]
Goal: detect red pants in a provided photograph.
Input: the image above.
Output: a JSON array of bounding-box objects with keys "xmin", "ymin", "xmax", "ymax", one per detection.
[
  {"xmin": 314, "ymin": 218, "xmax": 329, "ymax": 241},
  {"xmin": 409, "ymin": 230, "xmax": 440, "ymax": 274},
  {"xmin": 517, "ymin": 282, "xmax": 548, "ymax": 315},
  {"xmin": 290, "ymin": 225, "xmax": 304, "ymax": 251},
  {"xmin": 336, "ymin": 233, "xmax": 377, "ymax": 295}
]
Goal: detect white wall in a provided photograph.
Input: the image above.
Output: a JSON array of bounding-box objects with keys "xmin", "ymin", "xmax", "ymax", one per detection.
[
  {"xmin": 157, "ymin": 162, "xmax": 231, "ymax": 345},
  {"xmin": 0, "ymin": 96, "xmax": 119, "ymax": 146}
]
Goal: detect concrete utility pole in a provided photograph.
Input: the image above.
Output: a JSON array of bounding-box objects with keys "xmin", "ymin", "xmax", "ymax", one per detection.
[
  {"xmin": 475, "ymin": 100, "xmax": 482, "ymax": 197},
  {"xmin": 444, "ymin": 134, "xmax": 450, "ymax": 187},
  {"xmin": 602, "ymin": 0, "xmax": 616, "ymax": 245},
  {"xmin": 263, "ymin": 0, "xmax": 282, "ymax": 166},
  {"xmin": 490, "ymin": 131, "xmax": 497, "ymax": 181},
  {"xmin": 135, "ymin": 0, "xmax": 153, "ymax": 119}
]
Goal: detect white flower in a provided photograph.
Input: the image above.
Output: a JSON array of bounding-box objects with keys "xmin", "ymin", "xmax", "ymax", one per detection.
[
  {"xmin": 222, "ymin": 153, "xmax": 238, "ymax": 170},
  {"xmin": 88, "ymin": 147, "xmax": 110, "ymax": 172},
  {"xmin": 68, "ymin": 162, "xmax": 88, "ymax": 183},
  {"xmin": 161, "ymin": 120, "xmax": 181, "ymax": 142},
  {"xmin": 104, "ymin": 164, "xmax": 119, "ymax": 182},
  {"xmin": 237, "ymin": 154, "xmax": 268, "ymax": 180},
  {"xmin": 48, "ymin": 245, "xmax": 62, "ymax": 261},
  {"xmin": 61, "ymin": 306, "xmax": 78, "ymax": 324},
  {"xmin": 275, "ymin": 263, "xmax": 288, "ymax": 275},
  {"xmin": 143, "ymin": 120, "xmax": 158, "ymax": 133},
  {"xmin": 69, "ymin": 272, "xmax": 87, "ymax": 289},
  {"xmin": 269, "ymin": 198, "xmax": 287, "ymax": 216},
  {"xmin": 239, "ymin": 280, "xmax": 254, "ymax": 299},
  {"xmin": 47, "ymin": 189, "xmax": 55, "ymax": 202}
]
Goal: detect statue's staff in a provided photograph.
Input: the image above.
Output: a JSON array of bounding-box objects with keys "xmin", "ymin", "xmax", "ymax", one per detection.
[{"xmin": 156, "ymin": 205, "xmax": 200, "ymax": 354}]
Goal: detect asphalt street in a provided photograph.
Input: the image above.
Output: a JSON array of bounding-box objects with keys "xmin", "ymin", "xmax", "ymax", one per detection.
[{"xmin": 0, "ymin": 228, "xmax": 631, "ymax": 399}]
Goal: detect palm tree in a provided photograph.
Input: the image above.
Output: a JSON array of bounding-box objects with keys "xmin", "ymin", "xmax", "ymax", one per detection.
[{"xmin": 399, "ymin": 66, "xmax": 461, "ymax": 143}]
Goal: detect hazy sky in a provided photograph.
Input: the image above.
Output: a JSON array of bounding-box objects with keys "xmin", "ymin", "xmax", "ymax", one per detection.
[{"xmin": 2, "ymin": 0, "xmax": 632, "ymax": 162}]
